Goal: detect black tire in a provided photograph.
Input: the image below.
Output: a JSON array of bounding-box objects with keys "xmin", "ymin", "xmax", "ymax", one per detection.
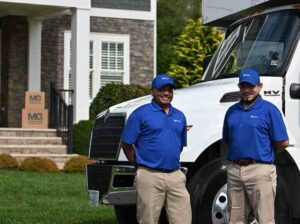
[
  {"xmin": 114, "ymin": 205, "xmax": 138, "ymax": 224},
  {"xmin": 275, "ymin": 172, "xmax": 293, "ymax": 224},
  {"xmin": 187, "ymin": 158, "xmax": 228, "ymax": 224},
  {"xmin": 187, "ymin": 158, "xmax": 293, "ymax": 224},
  {"xmin": 114, "ymin": 205, "xmax": 169, "ymax": 224}
]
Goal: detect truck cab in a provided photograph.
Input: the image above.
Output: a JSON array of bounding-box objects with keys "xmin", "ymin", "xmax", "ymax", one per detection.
[{"xmin": 86, "ymin": 1, "xmax": 300, "ymax": 223}]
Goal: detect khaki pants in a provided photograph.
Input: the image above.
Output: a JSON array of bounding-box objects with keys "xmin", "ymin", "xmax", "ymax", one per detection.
[
  {"xmin": 227, "ymin": 163, "xmax": 277, "ymax": 224},
  {"xmin": 136, "ymin": 166, "xmax": 192, "ymax": 224}
]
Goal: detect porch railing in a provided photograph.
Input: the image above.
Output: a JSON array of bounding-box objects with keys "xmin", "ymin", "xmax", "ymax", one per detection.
[{"xmin": 50, "ymin": 82, "xmax": 74, "ymax": 154}]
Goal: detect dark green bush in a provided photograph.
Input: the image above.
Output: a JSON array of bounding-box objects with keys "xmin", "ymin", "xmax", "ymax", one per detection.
[
  {"xmin": 0, "ymin": 154, "xmax": 18, "ymax": 169},
  {"xmin": 89, "ymin": 83, "xmax": 151, "ymax": 120},
  {"xmin": 19, "ymin": 157, "xmax": 59, "ymax": 172},
  {"xmin": 63, "ymin": 155, "xmax": 94, "ymax": 173},
  {"xmin": 73, "ymin": 120, "xmax": 95, "ymax": 155}
]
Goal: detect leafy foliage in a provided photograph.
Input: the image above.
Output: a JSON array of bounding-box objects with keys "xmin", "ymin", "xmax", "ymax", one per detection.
[
  {"xmin": 73, "ymin": 120, "xmax": 95, "ymax": 155},
  {"xmin": 20, "ymin": 157, "xmax": 59, "ymax": 172},
  {"xmin": 157, "ymin": 0, "xmax": 201, "ymax": 74},
  {"xmin": 0, "ymin": 154, "xmax": 18, "ymax": 169},
  {"xmin": 168, "ymin": 18, "xmax": 224, "ymax": 88},
  {"xmin": 89, "ymin": 83, "xmax": 150, "ymax": 120},
  {"xmin": 63, "ymin": 155, "xmax": 94, "ymax": 173}
]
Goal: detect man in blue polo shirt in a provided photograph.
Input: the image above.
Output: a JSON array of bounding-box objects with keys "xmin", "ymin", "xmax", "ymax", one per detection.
[
  {"xmin": 222, "ymin": 68, "xmax": 289, "ymax": 223},
  {"xmin": 121, "ymin": 74, "xmax": 191, "ymax": 224}
]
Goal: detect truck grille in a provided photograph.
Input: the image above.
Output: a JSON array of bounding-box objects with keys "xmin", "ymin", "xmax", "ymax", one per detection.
[
  {"xmin": 86, "ymin": 163, "xmax": 112, "ymax": 197},
  {"xmin": 90, "ymin": 112, "xmax": 126, "ymax": 159}
]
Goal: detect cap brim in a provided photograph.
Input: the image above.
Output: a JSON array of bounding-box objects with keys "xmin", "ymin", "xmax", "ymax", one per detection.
[
  {"xmin": 154, "ymin": 83, "xmax": 175, "ymax": 89},
  {"xmin": 238, "ymin": 81, "xmax": 257, "ymax": 86}
]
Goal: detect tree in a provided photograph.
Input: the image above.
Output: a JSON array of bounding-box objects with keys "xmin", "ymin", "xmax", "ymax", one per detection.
[
  {"xmin": 167, "ymin": 18, "xmax": 223, "ymax": 88},
  {"xmin": 157, "ymin": 0, "xmax": 201, "ymax": 74}
]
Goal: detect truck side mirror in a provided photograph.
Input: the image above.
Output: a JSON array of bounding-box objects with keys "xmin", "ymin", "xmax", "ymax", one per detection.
[
  {"xmin": 290, "ymin": 83, "xmax": 300, "ymax": 99},
  {"xmin": 203, "ymin": 55, "xmax": 212, "ymax": 73}
]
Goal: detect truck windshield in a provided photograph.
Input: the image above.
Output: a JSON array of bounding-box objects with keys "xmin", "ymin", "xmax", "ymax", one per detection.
[{"xmin": 202, "ymin": 10, "xmax": 300, "ymax": 81}]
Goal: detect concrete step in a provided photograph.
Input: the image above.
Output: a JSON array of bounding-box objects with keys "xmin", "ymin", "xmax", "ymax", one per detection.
[
  {"xmin": 11, "ymin": 153, "xmax": 79, "ymax": 170},
  {"xmin": 0, "ymin": 128, "xmax": 57, "ymax": 137},
  {"xmin": 0, "ymin": 145, "xmax": 67, "ymax": 154},
  {"xmin": 0, "ymin": 136, "xmax": 62, "ymax": 145}
]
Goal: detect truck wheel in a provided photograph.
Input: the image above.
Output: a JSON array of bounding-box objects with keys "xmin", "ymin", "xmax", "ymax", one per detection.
[
  {"xmin": 187, "ymin": 158, "xmax": 228, "ymax": 224},
  {"xmin": 187, "ymin": 158, "xmax": 292, "ymax": 224},
  {"xmin": 114, "ymin": 205, "xmax": 138, "ymax": 224},
  {"xmin": 275, "ymin": 171, "xmax": 293, "ymax": 224},
  {"xmin": 114, "ymin": 205, "xmax": 169, "ymax": 224}
]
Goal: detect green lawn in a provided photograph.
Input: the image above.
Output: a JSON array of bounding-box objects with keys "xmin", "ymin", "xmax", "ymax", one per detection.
[{"xmin": 0, "ymin": 170, "xmax": 118, "ymax": 224}]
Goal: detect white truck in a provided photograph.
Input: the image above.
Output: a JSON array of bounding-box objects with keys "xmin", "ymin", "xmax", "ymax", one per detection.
[{"xmin": 86, "ymin": 1, "xmax": 300, "ymax": 223}]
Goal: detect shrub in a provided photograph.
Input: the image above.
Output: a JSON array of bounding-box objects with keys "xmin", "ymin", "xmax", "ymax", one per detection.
[
  {"xmin": 89, "ymin": 83, "xmax": 151, "ymax": 120},
  {"xmin": 0, "ymin": 154, "xmax": 18, "ymax": 169},
  {"xmin": 73, "ymin": 120, "xmax": 95, "ymax": 155},
  {"xmin": 168, "ymin": 18, "xmax": 224, "ymax": 88},
  {"xmin": 63, "ymin": 155, "xmax": 94, "ymax": 173},
  {"xmin": 20, "ymin": 157, "xmax": 59, "ymax": 172}
]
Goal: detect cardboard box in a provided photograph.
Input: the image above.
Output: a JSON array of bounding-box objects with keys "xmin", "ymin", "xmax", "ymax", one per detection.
[
  {"xmin": 22, "ymin": 109, "xmax": 48, "ymax": 129},
  {"xmin": 25, "ymin": 92, "xmax": 45, "ymax": 109}
]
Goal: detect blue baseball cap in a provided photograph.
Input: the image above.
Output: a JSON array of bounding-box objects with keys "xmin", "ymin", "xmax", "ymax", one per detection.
[
  {"xmin": 239, "ymin": 68, "xmax": 260, "ymax": 85},
  {"xmin": 152, "ymin": 74, "xmax": 175, "ymax": 89}
]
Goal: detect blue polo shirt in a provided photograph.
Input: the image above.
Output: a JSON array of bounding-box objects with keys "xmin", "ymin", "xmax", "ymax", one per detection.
[
  {"xmin": 223, "ymin": 95, "xmax": 288, "ymax": 163},
  {"xmin": 121, "ymin": 100, "xmax": 187, "ymax": 170}
]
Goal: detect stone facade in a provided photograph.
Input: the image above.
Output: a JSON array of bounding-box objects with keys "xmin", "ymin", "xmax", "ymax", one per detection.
[
  {"xmin": 90, "ymin": 17, "xmax": 154, "ymax": 86},
  {"xmin": 91, "ymin": 0, "xmax": 151, "ymax": 11},
  {"xmin": 0, "ymin": 16, "xmax": 28, "ymax": 127},
  {"xmin": 41, "ymin": 15, "xmax": 154, "ymax": 89},
  {"xmin": 0, "ymin": 13, "xmax": 154, "ymax": 127},
  {"xmin": 41, "ymin": 15, "xmax": 71, "ymax": 110}
]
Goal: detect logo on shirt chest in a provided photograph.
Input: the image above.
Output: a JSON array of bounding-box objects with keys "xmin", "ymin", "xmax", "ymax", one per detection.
[
  {"xmin": 250, "ymin": 115, "xmax": 258, "ymax": 119},
  {"xmin": 173, "ymin": 119, "xmax": 182, "ymax": 123}
]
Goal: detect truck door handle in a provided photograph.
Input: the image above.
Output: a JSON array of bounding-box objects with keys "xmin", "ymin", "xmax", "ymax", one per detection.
[{"xmin": 290, "ymin": 83, "xmax": 300, "ymax": 99}]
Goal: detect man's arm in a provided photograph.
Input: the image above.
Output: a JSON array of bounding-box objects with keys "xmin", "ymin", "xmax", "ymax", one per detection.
[
  {"xmin": 121, "ymin": 141, "xmax": 136, "ymax": 165},
  {"xmin": 274, "ymin": 140, "xmax": 289, "ymax": 154}
]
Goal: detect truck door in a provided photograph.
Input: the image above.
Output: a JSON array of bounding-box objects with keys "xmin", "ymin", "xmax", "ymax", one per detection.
[{"xmin": 284, "ymin": 41, "xmax": 300, "ymax": 147}]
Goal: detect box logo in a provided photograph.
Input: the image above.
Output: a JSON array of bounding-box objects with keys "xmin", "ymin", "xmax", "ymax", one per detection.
[
  {"xmin": 28, "ymin": 113, "xmax": 43, "ymax": 122},
  {"xmin": 29, "ymin": 95, "xmax": 42, "ymax": 104}
]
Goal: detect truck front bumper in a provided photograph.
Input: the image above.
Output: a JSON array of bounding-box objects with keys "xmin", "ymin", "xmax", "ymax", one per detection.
[{"xmin": 86, "ymin": 164, "xmax": 137, "ymax": 205}]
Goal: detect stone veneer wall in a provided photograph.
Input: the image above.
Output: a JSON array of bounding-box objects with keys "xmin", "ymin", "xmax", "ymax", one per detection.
[
  {"xmin": 41, "ymin": 15, "xmax": 154, "ymax": 111},
  {"xmin": 1, "ymin": 16, "xmax": 28, "ymax": 127},
  {"xmin": 42, "ymin": 15, "xmax": 71, "ymax": 111},
  {"xmin": 0, "ymin": 14, "xmax": 154, "ymax": 126},
  {"xmin": 90, "ymin": 17, "xmax": 154, "ymax": 86}
]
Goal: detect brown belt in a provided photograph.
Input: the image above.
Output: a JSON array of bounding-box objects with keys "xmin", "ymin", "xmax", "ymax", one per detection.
[
  {"xmin": 138, "ymin": 164, "xmax": 179, "ymax": 173},
  {"xmin": 232, "ymin": 159, "xmax": 255, "ymax": 166}
]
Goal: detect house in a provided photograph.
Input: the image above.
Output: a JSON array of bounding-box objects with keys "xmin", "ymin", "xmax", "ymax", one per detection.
[{"xmin": 0, "ymin": 0, "xmax": 156, "ymax": 127}]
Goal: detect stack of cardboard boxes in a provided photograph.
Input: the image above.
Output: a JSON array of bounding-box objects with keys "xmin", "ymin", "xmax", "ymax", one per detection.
[{"xmin": 22, "ymin": 92, "xmax": 48, "ymax": 129}]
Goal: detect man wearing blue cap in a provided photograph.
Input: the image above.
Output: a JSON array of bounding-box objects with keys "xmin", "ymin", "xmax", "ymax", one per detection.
[
  {"xmin": 222, "ymin": 68, "xmax": 289, "ymax": 223},
  {"xmin": 121, "ymin": 74, "xmax": 191, "ymax": 224}
]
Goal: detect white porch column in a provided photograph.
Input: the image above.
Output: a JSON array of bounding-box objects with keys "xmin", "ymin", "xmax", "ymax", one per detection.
[
  {"xmin": 28, "ymin": 19, "xmax": 42, "ymax": 91},
  {"xmin": 71, "ymin": 8, "xmax": 90, "ymax": 122}
]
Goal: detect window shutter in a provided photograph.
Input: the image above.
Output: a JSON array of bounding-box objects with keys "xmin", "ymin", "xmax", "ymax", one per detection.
[{"xmin": 100, "ymin": 41, "xmax": 124, "ymax": 87}]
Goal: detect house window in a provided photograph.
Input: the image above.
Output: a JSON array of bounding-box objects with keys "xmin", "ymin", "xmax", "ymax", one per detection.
[
  {"xmin": 64, "ymin": 32, "xmax": 130, "ymax": 100},
  {"xmin": 100, "ymin": 42, "xmax": 124, "ymax": 87}
]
